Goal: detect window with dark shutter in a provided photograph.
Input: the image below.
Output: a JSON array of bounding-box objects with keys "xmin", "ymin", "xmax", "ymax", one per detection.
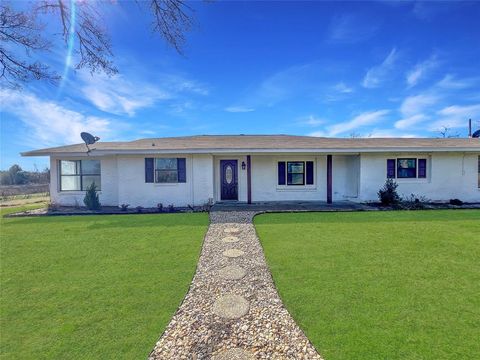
[
  {"xmin": 278, "ymin": 162, "xmax": 286, "ymax": 185},
  {"xmin": 418, "ymin": 159, "xmax": 427, "ymax": 178},
  {"xmin": 145, "ymin": 158, "xmax": 154, "ymax": 183},
  {"xmin": 387, "ymin": 159, "xmax": 396, "ymax": 178},
  {"xmin": 306, "ymin": 161, "xmax": 314, "ymax": 185},
  {"xmin": 177, "ymin": 158, "xmax": 186, "ymax": 183}
]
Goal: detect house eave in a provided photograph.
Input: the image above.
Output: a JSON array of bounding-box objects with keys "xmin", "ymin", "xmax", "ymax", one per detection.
[{"xmin": 21, "ymin": 147, "xmax": 480, "ymax": 157}]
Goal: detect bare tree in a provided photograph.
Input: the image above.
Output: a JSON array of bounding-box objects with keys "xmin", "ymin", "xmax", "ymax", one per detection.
[
  {"xmin": 1, "ymin": 0, "xmax": 195, "ymax": 89},
  {"xmin": 437, "ymin": 126, "xmax": 460, "ymax": 138}
]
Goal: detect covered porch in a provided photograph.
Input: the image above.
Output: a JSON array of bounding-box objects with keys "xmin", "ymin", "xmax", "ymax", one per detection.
[{"xmin": 213, "ymin": 154, "xmax": 360, "ymax": 205}]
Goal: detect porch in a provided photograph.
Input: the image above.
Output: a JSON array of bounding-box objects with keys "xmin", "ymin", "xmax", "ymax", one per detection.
[{"xmin": 211, "ymin": 200, "xmax": 372, "ymax": 212}]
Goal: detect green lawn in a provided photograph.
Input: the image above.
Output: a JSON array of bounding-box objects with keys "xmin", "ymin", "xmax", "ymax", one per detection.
[
  {"xmin": 1, "ymin": 209, "xmax": 208, "ymax": 359},
  {"xmin": 255, "ymin": 210, "xmax": 480, "ymax": 360}
]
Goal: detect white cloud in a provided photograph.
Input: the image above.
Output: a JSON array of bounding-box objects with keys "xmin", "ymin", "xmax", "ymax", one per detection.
[
  {"xmin": 79, "ymin": 71, "xmax": 209, "ymax": 117},
  {"xmin": 1, "ymin": 89, "xmax": 119, "ymax": 147},
  {"xmin": 325, "ymin": 109, "xmax": 390, "ymax": 137},
  {"xmin": 224, "ymin": 106, "xmax": 255, "ymax": 113},
  {"xmin": 362, "ymin": 48, "xmax": 399, "ymax": 88},
  {"xmin": 367, "ymin": 129, "xmax": 418, "ymax": 138},
  {"xmin": 406, "ymin": 54, "xmax": 438, "ymax": 87},
  {"xmin": 333, "ymin": 82, "xmax": 354, "ymax": 93},
  {"xmin": 394, "ymin": 114, "xmax": 427, "ymax": 130},
  {"xmin": 437, "ymin": 74, "xmax": 479, "ymax": 90},
  {"xmin": 429, "ymin": 104, "xmax": 480, "ymax": 131},
  {"xmin": 327, "ymin": 14, "xmax": 379, "ymax": 44},
  {"xmin": 309, "ymin": 130, "xmax": 328, "ymax": 137},
  {"xmin": 400, "ymin": 94, "xmax": 438, "ymax": 117},
  {"xmin": 298, "ymin": 115, "xmax": 326, "ymax": 127}
]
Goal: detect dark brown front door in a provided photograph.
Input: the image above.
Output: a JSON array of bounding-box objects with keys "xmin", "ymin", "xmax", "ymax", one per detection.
[{"xmin": 220, "ymin": 160, "xmax": 238, "ymax": 200}]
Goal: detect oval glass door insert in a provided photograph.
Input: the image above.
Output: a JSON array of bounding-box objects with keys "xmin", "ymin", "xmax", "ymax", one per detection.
[{"xmin": 225, "ymin": 165, "xmax": 233, "ymax": 184}]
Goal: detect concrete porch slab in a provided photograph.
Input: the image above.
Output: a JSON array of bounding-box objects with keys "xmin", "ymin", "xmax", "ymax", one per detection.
[{"xmin": 211, "ymin": 200, "xmax": 374, "ymax": 212}]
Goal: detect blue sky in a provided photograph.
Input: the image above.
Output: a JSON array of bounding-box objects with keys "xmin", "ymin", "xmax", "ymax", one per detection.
[{"xmin": 1, "ymin": 0, "xmax": 480, "ymax": 170}]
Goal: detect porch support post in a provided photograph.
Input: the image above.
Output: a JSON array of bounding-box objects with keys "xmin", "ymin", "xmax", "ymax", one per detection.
[
  {"xmin": 327, "ymin": 154, "xmax": 332, "ymax": 204},
  {"xmin": 247, "ymin": 155, "xmax": 252, "ymax": 204}
]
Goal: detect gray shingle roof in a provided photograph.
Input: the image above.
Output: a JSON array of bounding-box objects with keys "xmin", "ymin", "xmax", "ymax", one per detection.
[{"xmin": 21, "ymin": 134, "xmax": 480, "ymax": 156}]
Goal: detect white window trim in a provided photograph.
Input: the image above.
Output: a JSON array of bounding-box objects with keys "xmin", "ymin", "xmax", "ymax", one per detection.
[
  {"xmin": 276, "ymin": 159, "xmax": 317, "ymax": 191},
  {"xmin": 58, "ymin": 159, "xmax": 101, "ymax": 192}
]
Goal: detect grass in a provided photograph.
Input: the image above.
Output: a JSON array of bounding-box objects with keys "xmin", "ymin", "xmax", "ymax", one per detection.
[
  {"xmin": 255, "ymin": 210, "xmax": 480, "ymax": 360},
  {"xmin": 1, "ymin": 208, "xmax": 208, "ymax": 359}
]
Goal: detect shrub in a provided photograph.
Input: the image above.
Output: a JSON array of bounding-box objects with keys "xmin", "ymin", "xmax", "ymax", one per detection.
[
  {"xmin": 168, "ymin": 204, "xmax": 175, "ymax": 213},
  {"xmin": 157, "ymin": 203, "xmax": 163, "ymax": 212},
  {"xmin": 449, "ymin": 198, "xmax": 463, "ymax": 206},
  {"xmin": 83, "ymin": 182, "xmax": 101, "ymax": 210},
  {"xmin": 378, "ymin": 179, "xmax": 400, "ymax": 206},
  {"xmin": 401, "ymin": 194, "xmax": 428, "ymax": 210},
  {"xmin": 120, "ymin": 204, "xmax": 130, "ymax": 211},
  {"xmin": 136, "ymin": 206, "xmax": 143, "ymax": 213}
]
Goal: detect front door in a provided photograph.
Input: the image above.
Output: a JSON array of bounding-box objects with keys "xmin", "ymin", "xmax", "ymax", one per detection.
[{"xmin": 220, "ymin": 160, "xmax": 238, "ymax": 200}]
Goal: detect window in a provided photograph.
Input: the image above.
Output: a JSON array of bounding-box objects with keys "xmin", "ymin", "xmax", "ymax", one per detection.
[
  {"xmin": 60, "ymin": 160, "xmax": 101, "ymax": 191},
  {"xmin": 287, "ymin": 162, "xmax": 305, "ymax": 185},
  {"xmin": 145, "ymin": 158, "xmax": 186, "ymax": 183},
  {"xmin": 156, "ymin": 158, "xmax": 178, "ymax": 183},
  {"xmin": 397, "ymin": 158, "xmax": 417, "ymax": 178},
  {"xmin": 387, "ymin": 158, "xmax": 427, "ymax": 179},
  {"xmin": 278, "ymin": 161, "xmax": 314, "ymax": 186}
]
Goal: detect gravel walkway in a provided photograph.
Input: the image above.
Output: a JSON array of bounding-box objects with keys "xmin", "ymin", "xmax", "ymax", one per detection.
[{"xmin": 148, "ymin": 211, "xmax": 322, "ymax": 360}]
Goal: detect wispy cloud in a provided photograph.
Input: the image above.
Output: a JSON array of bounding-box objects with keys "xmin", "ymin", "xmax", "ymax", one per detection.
[
  {"xmin": 79, "ymin": 71, "xmax": 209, "ymax": 117},
  {"xmin": 224, "ymin": 106, "xmax": 255, "ymax": 113},
  {"xmin": 394, "ymin": 114, "xmax": 427, "ymax": 130},
  {"xmin": 400, "ymin": 93, "xmax": 438, "ymax": 117},
  {"xmin": 327, "ymin": 14, "xmax": 379, "ymax": 44},
  {"xmin": 0, "ymin": 89, "xmax": 121, "ymax": 147},
  {"xmin": 308, "ymin": 110, "xmax": 390, "ymax": 137},
  {"xmin": 406, "ymin": 54, "xmax": 438, "ymax": 87},
  {"xmin": 428, "ymin": 103, "xmax": 480, "ymax": 132},
  {"xmin": 333, "ymin": 82, "xmax": 353, "ymax": 93},
  {"xmin": 437, "ymin": 74, "xmax": 479, "ymax": 90},
  {"xmin": 297, "ymin": 115, "xmax": 326, "ymax": 127},
  {"xmin": 362, "ymin": 48, "xmax": 399, "ymax": 88}
]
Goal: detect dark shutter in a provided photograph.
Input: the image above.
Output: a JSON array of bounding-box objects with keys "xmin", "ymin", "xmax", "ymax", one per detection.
[
  {"xmin": 387, "ymin": 159, "xmax": 396, "ymax": 178},
  {"xmin": 278, "ymin": 162, "xmax": 286, "ymax": 185},
  {"xmin": 145, "ymin": 158, "xmax": 154, "ymax": 183},
  {"xmin": 418, "ymin": 159, "xmax": 427, "ymax": 178},
  {"xmin": 177, "ymin": 158, "xmax": 186, "ymax": 183},
  {"xmin": 306, "ymin": 161, "xmax": 314, "ymax": 185}
]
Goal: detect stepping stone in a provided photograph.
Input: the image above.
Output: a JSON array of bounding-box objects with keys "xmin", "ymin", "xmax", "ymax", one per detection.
[
  {"xmin": 222, "ymin": 236, "xmax": 239, "ymax": 243},
  {"xmin": 223, "ymin": 249, "xmax": 244, "ymax": 258},
  {"xmin": 218, "ymin": 265, "xmax": 247, "ymax": 280},
  {"xmin": 212, "ymin": 348, "xmax": 255, "ymax": 360},
  {"xmin": 213, "ymin": 294, "xmax": 249, "ymax": 319},
  {"xmin": 224, "ymin": 227, "xmax": 241, "ymax": 234}
]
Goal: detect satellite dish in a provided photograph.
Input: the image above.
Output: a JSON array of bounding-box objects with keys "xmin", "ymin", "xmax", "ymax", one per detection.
[
  {"xmin": 472, "ymin": 129, "xmax": 480, "ymax": 138},
  {"xmin": 80, "ymin": 132, "xmax": 100, "ymax": 154}
]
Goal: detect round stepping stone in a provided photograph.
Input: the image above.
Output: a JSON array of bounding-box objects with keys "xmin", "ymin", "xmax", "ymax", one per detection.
[
  {"xmin": 224, "ymin": 227, "xmax": 241, "ymax": 234},
  {"xmin": 212, "ymin": 294, "xmax": 249, "ymax": 319},
  {"xmin": 223, "ymin": 249, "xmax": 244, "ymax": 258},
  {"xmin": 218, "ymin": 265, "xmax": 247, "ymax": 280},
  {"xmin": 212, "ymin": 348, "xmax": 254, "ymax": 360},
  {"xmin": 222, "ymin": 236, "xmax": 239, "ymax": 243}
]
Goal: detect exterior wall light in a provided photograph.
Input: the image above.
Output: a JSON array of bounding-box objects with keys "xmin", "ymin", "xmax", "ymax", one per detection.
[{"xmin": 241, "ymin": 161, "xmax": 246, "ymax": 170}]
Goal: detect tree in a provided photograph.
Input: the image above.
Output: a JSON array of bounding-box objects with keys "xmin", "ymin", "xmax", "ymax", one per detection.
[
  {"xmin": 83, "ymin": 182, "xmax": 101, "ymax": 210},
  {"xmin": 1, "ymin": 0, "xmax": 195, "ymax": 88},
  {"xmin": 437, "ymin": 126, "xmax": 460, "ymax": 138}
]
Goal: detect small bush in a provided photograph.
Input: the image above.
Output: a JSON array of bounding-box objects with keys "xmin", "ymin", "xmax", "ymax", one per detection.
[
  {"xmin": 449, "ymin": 198, "xmax": 463, "ymax": 206},
  {"xmin": 83, "ymin": 183, "xmax": 101, "ymax": 210},
  {"xmin": 400, "ymin": 194, "xmax": 428, "ymax": 210},
  {"xmin": 378, "ymin": 179, "xmax": 400, "ymax": 206},
  {"xmin": 157, "ymin": 203, "xmax": 163, "ymax": 212},
  {"xmin": 120, "ymin": 204, "xmax": 130, "ymax": 211},
  {"xmin": 168, "ymin": 204, "xmax": 175, "ymax": 213},
  {"xmin": 135, "ymin": 206, "xmax": 143, "ymax": 213},
  {"xmin": 47, "ymin": 202, "xmax": 59, "ymax": 211}
]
